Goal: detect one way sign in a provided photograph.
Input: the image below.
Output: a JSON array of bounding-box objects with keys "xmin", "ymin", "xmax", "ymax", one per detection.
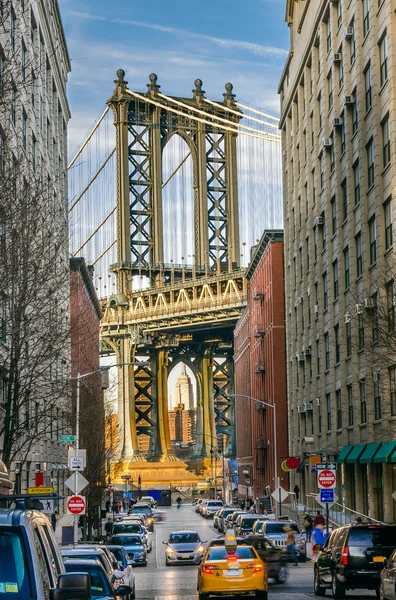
[{"xmin": 69, "ymin": 456, "xmax": 84, "ymax": 471}]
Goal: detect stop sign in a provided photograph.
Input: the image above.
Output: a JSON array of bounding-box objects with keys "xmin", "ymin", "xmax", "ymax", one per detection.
[
  {"xmin": 67, "ymin": 495, "xmax": 86, "ymax": 515},
  {"xmin": 317, "ymin": 469, "xmax": 336, "ymax": 489}
]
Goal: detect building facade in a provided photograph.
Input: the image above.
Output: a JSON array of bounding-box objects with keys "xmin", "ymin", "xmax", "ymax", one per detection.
[
  {"xmin": 0, "ymin": 0, "xmax": 71, "ymax": 500},
  {"xmin": 279, "ymin": 0, "xmax": 396, "ymax": 521},
  {"xmin": 234, "ymin": 231, "xmax": 288, "ymax": 500}
]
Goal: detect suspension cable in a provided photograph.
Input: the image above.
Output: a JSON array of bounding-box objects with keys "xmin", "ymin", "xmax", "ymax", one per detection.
[
  {"xmin": 125, "ymin": 90, "xmax": 280, "ymax": 143},
  {"xmin": 68, "ymin": 148, "xmax": 116, "ymax": 213},
  {"xmin": 235, "ymin": 102, "xmax": 279, "ymax": 122},
  {"xmin": 72, "ymin": 207, "xmax": 117, "ymax": 256},
  {"xmin": 162, "ymin": 152, "xmax": 191, "ymax": 188},
  {"xmin": 203, "ymin": 97, "xmax": 279, "ymax": 130},
  {"xmin": 68, "ymin": 107, "xmax": 110, "ymax": 170},
  {"xmin": 157, "ymin": 92, "xmax": 281, "ymax": 140},
  {"xmin": 92, "ymin": 239, "xmax": 117, "ymax": 266}
]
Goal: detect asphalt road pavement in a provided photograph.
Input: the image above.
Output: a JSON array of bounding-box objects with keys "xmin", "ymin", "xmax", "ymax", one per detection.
[{"xmin": 133, "ymin": 504, "xmax": 378, "ymax": 600}]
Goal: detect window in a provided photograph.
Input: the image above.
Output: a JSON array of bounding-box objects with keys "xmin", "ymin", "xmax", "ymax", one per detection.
[
  {"xmin": 339, "ymin": 47, "xmax": 344, "ymax": 87},
  {"xmin": 374, "ymin": 373, "xmax": 381, "ymax": 420},
  {"xmin": 326, "ymin": 18, "xmax": 331, "ymax": 53},
  {"xmin": 326, "ymin": 392, "xmax": 332, "ymax": 430},
  {"xmin": 386, "ymin": 280, "xmax": 395, "ymax": 332},
  {"xmin": 337, "ymin": 0, "xmax": 342, "ymax": 28},
  {"xmin": 352, "ymin": 90, "xmax": 358, "ymax": 134},
  {"xmin": 369, "ymin": 216, "xmax": 377, "ymax": 265},
  {"xmin": 353, "ymin": 161, "xmax": 360, "ymax": 205},
  {"xmin": 367, "ymin": 138, "xmax": 374, "ymax": 188},
  {"xmin": 342, "ymin": 179, "xmax": 347, "ymax": 221},
  {"xmin": 306, "ymin": 237, "xmax": 310, "ymax": 272},
  {"xmin": 322, "ymin": 211, "xmax": 326, "ymax": 250},
  {"xmin": 323, "ymin": 271, "xmax": 328, "ymax": 310},
  {"xmin": 31, "ymin": 73, "xmax": 35, "ymax": 107},
  {"xmin": 347, "ymin": 384, "xmax": 353, "ymax": 425},
  {"xmin": 318, "ymin": 399, "xmax": 322, "ymax": 433},
  {"xmin": 296, "ymin": 359, "xmax": 300, "ymax": 388},
  {"xmin": 384, "ymin": 198, "xmax": 393, "ymax": 250},
  {"xmin": 11, "ymin": 87, "xmax": 16, "ymax": 125},
  {"xmin": 358, "ymin": 313, "xmax": 365, "ymax": 349},
  {"xmin": 346, "ymin": 320, "xmax": 352, "ymax": 357},
  {"xmin": 335, "ymin": 324, "xmax": 340, "ymax": 363},
  {"xmin": 0, "ymin": 132, "xmax": 3, "ymax": 173},
  {"xmin": 10, "ymin": 10, "xmax": 15, "ymax": 51},
  {"xmin": 356, "ymin": 232, "xmax": 363, "ymax": 278},
  {"xmin": 331, "ymin": 196, "xmax": 337, "ymax": 235},
  {"xmin": 390, "ymin": 366, "xmax": 396, "ymax": 416},
  {"xmin": 333, "ymin": 259, "xmax": 339, "ymax": 299},
  {"xmin": 340, "ymin": 117, "xmax": 346, "ymax": 155},
  {"xmin": 365, "ymin": 65, "xmax": 372, "ymax": 112},
  {"xmin": 372, "ymin": 293, "xmax": 379, "ymax": 343},
  {"xmin": 314, "ymin": 227, "xmax": 318, "ymax": 261},
  {"xmin": 350, "ymin": 22, "xmax": 356, "ymax": 63},
  {"xmin": 318, "ymin": 93, "xmax": 322, "ymax": 130},
  {"xmin": 380, "ymin": 35, "xmax": 388, "ymax": 87},
  {"xmin": 311, "ymin": 112, "xmax": 314, "ymax": 148},
  {"xmin": 32, "ymin": 134, "xmax": 36, "ymax": 171},
  {"xmin": 1, "ymin": 298, "xmax": 6, "ymax": 342},
  {"xmin": 325, "ymin": 332, "xmax": 330, "ymax": 370},
  {"xmin": 336, "ymin": 390, "xmax": 342, "ymax": 429},
  {"xmin": 360, "ymin": 380, "xmax": 367, "ymax": 423},
  {"xmin": 316, "ymin": 339, "xmax": 320, "ymax": 375},
  {"xmin": 320, "ymin": 152, "xmax": 325, "ymax": 188},
  {"xmin": 22, "ymin": 111, "xmax": 27, "ymax": 149},
  {"xmin": 344, "ymin": 246, "xmax": 350, "ymax": 289},
  {"xmin": 330, "ymin": 137, "xmax": 335, "ymax": 173},
  {"xmin": 363, "ymin": 0, "xmax": 370, "ymax": 37},
  {"xmin": 328, "ymin": 72, "xmax": 333, "ymax": 110},
  {"xmin": 382, "ymin": 117, "xmax": 390, "ymax": 168},
  {"xmin": 21, "ymin": 42, "xmax": 26, "ymax": 81}
]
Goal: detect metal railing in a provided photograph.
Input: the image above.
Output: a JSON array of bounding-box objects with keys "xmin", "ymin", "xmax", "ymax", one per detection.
[{"xmin": 302, "ymin": 493, "xmax": 382, "ymax": 528}]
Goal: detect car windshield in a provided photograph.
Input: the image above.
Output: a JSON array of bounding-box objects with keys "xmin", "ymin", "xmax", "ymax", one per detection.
[
  {"xmin": 240, "ymin": 517, "xmax": 259, "ymax": 527},
  {"xmin": 207, "ymin": 502, "xmax": 223, "ymax": 507},
  {"xmin": 113, "ymin": 524, "xmax": 142, "ymax": 534},
  {"xmin": 169, "ymin": 533, "xmax": 200, "ymax": 544},
  {"xmin": 131, "ymin": 506, "xmax": 151, "ymax": 515},
  {"xmin": 64, "ymin": 564, "xmax": 112, "ymax": 597},
  {"xmin": 348, "ymin": 527, "xmax": 396, "ymax": 547},
  {"xmin": 223, "ymin": 509, "xmax": 235, "ymax": 517},
  {"xmin": 208, "ymin": 547, "xmax": 255, "ymax": 560},
  {"xmin": 253, "ymin": 522, "xmax": 265, "ymax": 532},
  {"xmin": 265, "ymin": 523, "xmax": 299, "ymax": 534},
  {"xmin": 0, "ymin": 528, "xmax": 32, "ymax": 598},
  {"xmin": 113, "ymin": 536, "xmax": 142, "ymax": 546}
]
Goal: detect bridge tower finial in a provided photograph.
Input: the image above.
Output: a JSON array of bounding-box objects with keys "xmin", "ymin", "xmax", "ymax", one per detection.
[
  {"xmin": 192, "ymin": 78, "xmax": 205, "ymax": 102},
  {"xmin": 113, "ymin": 69, "xmax": 128, "ymax": 97},
  {"xmin": 223, "ymin": 82, "xmax": 236, "ymax": 106},
  {"xmin": 147, "ymin": 73, "xmax": 160, "ymax": 95}
]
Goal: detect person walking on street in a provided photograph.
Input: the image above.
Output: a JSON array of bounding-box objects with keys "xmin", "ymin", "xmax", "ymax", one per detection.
[
  {"xmin": 312, "ymin": 523, "xmax": 326, "ymax": 555},
  {"xmin": 313, "ymin": 510, "xmax": 325, "ymax": 527},
  {"xmin": 303, "ymin": 513, "xmax": 313, "ymax": 541},
  {"xmin": 284, "ymin": 525, "xmax": 298, "ymax": 566},
  {"xmin": 293, "ymin": 484, "xmax": 300, "ymax": 504},
  {"xmin": 51, "ymin": 511, "xmax": 58, "ymax": 531},
  {"xmin": 176, "ymin": 496, "xmax": 182, "ymax": 509},
  {"xmin": 104, "ymin": 518, "xmax": 113, "ymax": 540}
]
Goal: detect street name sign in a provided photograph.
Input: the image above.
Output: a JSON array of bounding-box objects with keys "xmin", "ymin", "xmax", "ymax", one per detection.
[
  {"xmin": 65, "ymin": 472, "xmax": 89, "ymax": 495},
  {"xmin": 60, "ymin": 435, "xmax": 75, "ymax": 442},
  {"xmin": 67, "ymin": 495, "xmax": 86, "ymax": 515},
  {"xmin": 320, "ymin": 489, "xmax": 335, "ymax": 504},
  {"xmin": 317, "ymin": 469, "xmax": 336, "ymax": 489},
  {"xmin": 69, "ymin": 456, "xmax": 84, "ymax": 471},
  {"xmin": 27, "ymin": 487, "xmax": 54, "ymax": 495}
]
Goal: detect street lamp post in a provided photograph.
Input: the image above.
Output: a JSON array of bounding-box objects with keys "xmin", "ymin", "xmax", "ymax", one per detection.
[{"xmin": 228, "ymin": 394, "xmax": 279, "ymax": 517}]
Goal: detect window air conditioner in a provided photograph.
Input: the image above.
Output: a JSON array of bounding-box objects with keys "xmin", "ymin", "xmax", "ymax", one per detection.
[
  {"xmin": 314, "ymin": 304, "xmax": 319, "ymax": 314},
  {"xmin": 345, "ymin": 26, "xmax": 354, "ymax": 38},
  {"xmin": 345, "ymin": 95, "xmax": 355, "ymax": 105},
  {"xmin": 305, "ymin": 347, "xmax": 312, "ymax": 357},
  {"xmin": 333, "ymin": 53, "xmax": 342, "ymax": 62},
  {"xmin": 252, "ymin": 288, "xmax": 264, "ymax": 300},
  {"xmin": 297, "ymin": 405, "xmax": 306, "ymax": 413},
  {"xmin": 314, "ymin": 215, "xmax": 324, "ymax": 227},
  {"xmin": 254, "ymin": 363, "xmax": 265, "ymax": 374},
  {"xmin": 364, "ymin": 298, "xmax": 375, "ymax": 309},
  {"xmin": 373, "ymin": 371, "xmax": 380, "ymax": 382},
  {"xmin": 355, "ymin": 303, "xmax": 364, "ymax": 315},
  {"xmin": 316, "ymin": 397, "xmax": 321, "ymax": 406},
  {"xmin": 333, "ymin": 117, "xmax": 344, "ymax": 127},
  {"xmin": 304, "ymin": 402, "xmax": 313, "ymax": 411},
  {"xmin": 322, "ymin": 137, "xmax": 333, "ymax": 148},
  {"xmin": 254, "ymin": 326, "xmax": 265, "ymax": 338},
  {"xmin": 297, "ymin": 354, "xmax": 306, "ymax": 362}
]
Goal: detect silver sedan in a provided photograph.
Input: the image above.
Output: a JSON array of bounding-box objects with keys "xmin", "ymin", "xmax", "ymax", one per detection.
[{"xmin": 163, "ymin": 530, "xmax": 206, "ymax": 566}]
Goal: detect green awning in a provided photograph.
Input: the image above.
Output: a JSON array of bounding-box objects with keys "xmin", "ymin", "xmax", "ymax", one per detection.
[
  {"xmin": 374, "ymin": 441, "xmax": 396, "ymax": 463},
  {"xmin": 360, "ymin": 442, "xmax": 382, "ymax": 464},
  {"xmin": 337, "ymin": 445, "xmax": 353, "ymax": 464},
  {"xmin": 346, "ymin": 443, "xmax": 367, "ymax": 464}
]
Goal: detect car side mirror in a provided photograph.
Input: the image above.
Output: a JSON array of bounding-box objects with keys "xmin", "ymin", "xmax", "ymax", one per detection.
[
  {"xmin": 115, "ymin": 585, "xmax": 132, "ymax": 597},
  {"xmin": 50, "ymin": 573, "xmax": 92, "ymax": 600}
]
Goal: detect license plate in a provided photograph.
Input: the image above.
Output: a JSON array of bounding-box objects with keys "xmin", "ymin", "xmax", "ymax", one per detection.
[
  {"xmin": 225, "ymin": 569, "xmax": 241, "ymax": 577},
  {"xmin": 181, "ymin": 554, "xmax": 190, "ymax": 559},
  {"xmin": 373, "ymin": 556, "xmax": 385, "ymax": 563}
]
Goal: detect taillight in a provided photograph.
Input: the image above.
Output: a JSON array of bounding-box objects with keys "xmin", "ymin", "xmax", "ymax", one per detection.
[
  {"xmin": 341, "ymin": 548, "xmax": 349, "ymax": 566},
  {"xmin": 246, "ymin": 564, "xmax": 263, "ymax": 572},
  {"xmin": 227, "ymin": 555, "xmax": 237, "ymax": 562},
  {"xmin": 202, "ymin": 566, "xmax": 219, "ymax": 574}
]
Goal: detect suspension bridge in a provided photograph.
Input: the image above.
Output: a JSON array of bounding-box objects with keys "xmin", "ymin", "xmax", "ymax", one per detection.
[{"xmin": 68, "ymin": 70, "xmax": 282, "ymax": 486}]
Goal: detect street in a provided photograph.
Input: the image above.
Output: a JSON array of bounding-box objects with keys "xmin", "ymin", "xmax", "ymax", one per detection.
[{"xmin": 133, "ymin": 506, "xmax": 378, "ymax": 600}]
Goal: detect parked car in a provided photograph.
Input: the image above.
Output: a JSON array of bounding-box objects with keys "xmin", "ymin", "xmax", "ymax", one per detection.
[
  {"xmin": 235, "ymin": 514, "xmax": 263, "ymax": 536},
  {"xmin": 111, "ymin": 521, "xmax": 145, "ymax": 537},
  {"xmin": 201, "ymin": 500, "xmax": 224, "ymax": 518},
  {"xmin": 64, "ymin": 559, "xmax": 132, "ymax": 599},
  {"xmin": 260, "ymin": 520, "xmax": 306, "ymax": 562},
  {"xmin": 106, "ymin": 545, "xmax": 136, "ymax": 599},
  {"xmin": 61, "ymin": 545, "xmax": 125, "ymax": 583},
  {"xmin": 209, "ymin": 534, "xmax": 289, "ymax": 584},
  {"xmin": 110, "ymin": 534, "xmax": 148, "ymax": 566},
  {"xmin": 314, "ymin": 523, "xmax": 396, "ymax": 598},
  {"xmin": 129, "ymin": 503, "xmax": 154, "ymax": 531},
  {"xmin": 380, "ymin": 548, "xmax": 396, "ymax": 600},
  {"xmin": 252, "ymin": 518, "xmax": 270, "ymax": 535},
  {"xmin": 213, "ymin": 510, "xmax": 222, "ymax": 530},
  {"xmin": 224, "ymin": 510, "xmax": 247, "ymax": 530},
  {"xmin": 194, "ymin": 498, "xmax": 204, "ymax": 513},
  {"xmin": 163, "ymin": 530, "xmax": 206, "ymax": 566},
  {"xmin": 0, "ymin": 495, "xmax": 91, "ymax": 599},
  {"xmin": 218, "ymin": 508, "xmax": 238, "ymax": 533},
  {"xmin": 141, "ymin": 495, "xmax": 157, "ymax": 508}
]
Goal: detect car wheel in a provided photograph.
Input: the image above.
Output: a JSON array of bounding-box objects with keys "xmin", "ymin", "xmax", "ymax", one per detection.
[
  {"xmin": 142, "ymin": 562, "xmax": 148, "ymax": 567},
  {"xmin": 276, "ymin": 565, "xmax": 288, "ymax": 584},
  {"xmin": 255, "ymin": 591, "xmax": 268, "ymax": 600},
  {"xmin": 331, "ymin": 571, "xmax": 345, "ymax": 599},
  {"xmin": 314, "ymin": 567, "xmax": 326, "ymax": 596}
]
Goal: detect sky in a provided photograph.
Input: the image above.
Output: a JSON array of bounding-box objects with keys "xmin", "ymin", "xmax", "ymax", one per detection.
[{"xmin": 59, "ymin": 0, "xmax": 290, "ymax": 153}]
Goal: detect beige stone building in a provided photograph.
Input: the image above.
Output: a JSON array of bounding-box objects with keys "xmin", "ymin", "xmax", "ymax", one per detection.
[{"xmin": 279, "ymin": 0, "xmax": 396, "ymax": 521}]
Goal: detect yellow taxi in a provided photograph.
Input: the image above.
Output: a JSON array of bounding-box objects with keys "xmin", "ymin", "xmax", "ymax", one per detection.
[{"xmin": 197, "ymin": 532, "xmax": 268, "ymax": 600}]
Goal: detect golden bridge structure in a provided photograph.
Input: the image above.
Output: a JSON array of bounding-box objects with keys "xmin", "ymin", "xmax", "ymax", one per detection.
[{"xmin": 68, "ymin": 70, "xmax": 281, "ymax": 485}]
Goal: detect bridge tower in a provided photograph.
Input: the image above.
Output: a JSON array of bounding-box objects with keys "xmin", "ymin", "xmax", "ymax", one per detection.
[{"xmin": 101, "ymin": 70, "xmax": 246, "ymax": 484}]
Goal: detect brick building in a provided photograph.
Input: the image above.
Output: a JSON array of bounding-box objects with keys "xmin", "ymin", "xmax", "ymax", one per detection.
[{"xmin": 234, "ymin": 231, "xmax": 288, "ymax": 500}]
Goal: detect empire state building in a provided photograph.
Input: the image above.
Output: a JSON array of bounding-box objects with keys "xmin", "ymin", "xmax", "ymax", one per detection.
[{"xmin": 169, "ymin": 364, "xmax": 196, "ymax": 444}]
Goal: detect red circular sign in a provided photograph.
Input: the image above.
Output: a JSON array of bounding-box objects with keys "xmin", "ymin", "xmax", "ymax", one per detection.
[
  {"xmin": 285, "ymin": 457, "xmax": 300, "ymax": 470},
  {"xmin": 67, "ymin": 495, "xmax": 86, "ymax": 515},
  {"xmin": 318, "ymin": 469, "xmax": 336, "ymax": 489}
]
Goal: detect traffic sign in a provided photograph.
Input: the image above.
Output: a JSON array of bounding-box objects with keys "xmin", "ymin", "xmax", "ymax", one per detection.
[
  {"xmin": 392, "ymin": 491, "xmax": 396, "ymax": 501},
  {"xmin": 316, "ymin": 463, "xmax": 337, "ymax": 471},
  {"xmin": 315, "ymin": 492, "xmax": 338, "ymax": 508},
  {"xmin": 318, "ymin": 469, "xmax": 336, "ymax": 489},
  {"xmin": 67, "ymin": 495, "xmax": 86, "ymax": 515},
  {"xmin": 27, "ymin": 487, "xmax": 54, "ymax": 495},
  {"xmin": 60, "ymin": 435, "xmax": 76, "ymax": 442},
  {"xmin": 69, "ymin": 456, "xmax": 84, "ymax": 471},
  {"xmin": 320, "ymin": 489, "xmax": 335, "ymax": 504},
  {"xmin": 65, "ymin": 472, "xmax": 89, "ymax": 495},
  {"xmin": 68, "ymin": 449, "xmax": 86, "ymax": 467},
  {"xmin": 271, "ymin": 486, "xmax": 289, "ymax": 503},
  {"xmin": 42, "ymin": 499, "xmax": 55, "ymax": 514}
]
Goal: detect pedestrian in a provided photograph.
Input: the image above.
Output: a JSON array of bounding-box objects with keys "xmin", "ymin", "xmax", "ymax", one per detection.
[
  {"xmin": 312, "ymin": 523, "xmax": 325, "ymax": 555},
  {"xmin": 240, "ymin": 499, "xmax": 246, "ymax": 510},
  {"xmin": 176, "ymin": 496, "xmax": 182, "ymax": 510},
  {"xmin": 313, "ymin": 510, "xmax": 325, "ymax": 527},
  {"xmin": 303, "ymin": 513, "xmax": 313, "ymax": 542},
  {"xmin": 104, "ymin": 518, "xmax": 113, "ymax": 539},
  {"xmin": 293, "ymin": 484, "xmax": 300, "ymax": 504},
  {"xmin": 284, "ymin": 525, "xmax": 298, "ymax": 566},
  {"xmin": 355, "ymin": 516, "xmax": 363, "ymax": 524},
  {"xmin": 51, "ymin": 511, "xmax": 58, "ymax": 531}
]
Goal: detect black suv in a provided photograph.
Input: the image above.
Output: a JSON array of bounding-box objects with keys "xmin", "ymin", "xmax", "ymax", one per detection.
[{"xmin": 314, "ymin": 523, "xmax": 396, "ymax": 598}]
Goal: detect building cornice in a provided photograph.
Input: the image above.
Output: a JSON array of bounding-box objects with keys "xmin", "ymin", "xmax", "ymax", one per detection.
[
  {"xmin": 246, "ymin": 230, "xmax": 284, "ymax": 281},
  {"xmin": 70, "ymin": 257, "xmax": 102, "ymax": 320}
]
